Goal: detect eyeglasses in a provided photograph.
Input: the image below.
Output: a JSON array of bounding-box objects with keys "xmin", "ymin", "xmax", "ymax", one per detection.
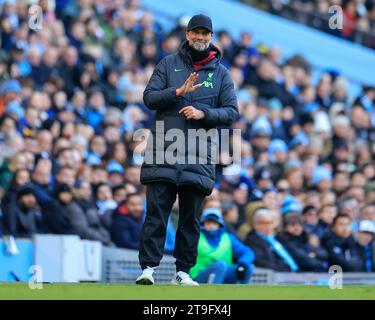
[{"xmin": 277, "ymin": 188, "xmax": 289, "ymax": 193}]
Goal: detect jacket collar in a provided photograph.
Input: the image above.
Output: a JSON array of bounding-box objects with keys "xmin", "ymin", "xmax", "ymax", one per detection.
[{"xmin": 178, "ymin": 40, "xmax": 221, "ymax": 70}]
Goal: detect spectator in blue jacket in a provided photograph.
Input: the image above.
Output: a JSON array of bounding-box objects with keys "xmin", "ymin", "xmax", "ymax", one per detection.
[
  {"xmin": 110, "ymin": 192, "xmax": 144, "ymax": 250},
  {"xmin": 315, "ymin": 204, "xmax": 338, "ymax": 239},
  {"xmin": 190, "ymin": 208, "xmax": 255, "ymax": 284},
  {"xmin": 30, "ymin": 159, "xmax": 54, "ymax": 204},
  {"xmin": 322, "ymin": 214, "xmax": 365, "ymax": 271},
  {"xmin": 302, "ymin": 205, "xmax": 319, "ymax": 234}
]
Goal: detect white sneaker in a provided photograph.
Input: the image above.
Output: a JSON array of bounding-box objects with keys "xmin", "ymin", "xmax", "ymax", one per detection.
[
  {"xmin": 172, "ymin": 271, "xmax": 199, "ymax": 286},
  {"xmin": 135, "ymin": 266, "xmax": 155, "ymax": 285}
]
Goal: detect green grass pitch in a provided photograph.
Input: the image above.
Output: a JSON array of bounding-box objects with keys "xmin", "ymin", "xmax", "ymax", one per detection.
[{"xmin": 1, "ymin": 283, "xmax": 375, "ymax": 300}]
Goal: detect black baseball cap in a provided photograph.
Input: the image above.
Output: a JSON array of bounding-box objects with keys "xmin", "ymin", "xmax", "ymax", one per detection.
[{"xmin": 187, "ymin": 14, "xmax": 213, "ymax": 33}]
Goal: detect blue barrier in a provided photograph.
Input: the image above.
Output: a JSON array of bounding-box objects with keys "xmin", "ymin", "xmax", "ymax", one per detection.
[
  {"xmin": 142, "ymin": 0, "xmax": 375, "ymax": 91},
  {"xmin": 0, "ymin": 239, "xmax": 33, "ymax": 282}
]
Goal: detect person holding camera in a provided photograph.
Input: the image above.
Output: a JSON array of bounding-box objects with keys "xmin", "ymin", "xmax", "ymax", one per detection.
[{"xmin": 189, "ymin": 208, "xmax": 255, "ymax": 284}]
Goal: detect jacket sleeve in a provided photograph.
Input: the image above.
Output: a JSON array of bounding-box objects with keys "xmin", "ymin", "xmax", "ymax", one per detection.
[
  {"xmin": 279, "ymin": 238, "xmax": 325, "ymax": 271},
  {"xmin": 313, "ymin": 245, "xmax": 329, "ymax": 261},
  {"xmin": 143, "ymin": 57, "xmax": 180, "ymax": 110},
  {"xmin": 199, "ymin": 68, "xmax": 239, "ymax": 127},
  {"xmin": 246, "ymin": 241, "xmax": 275, "ymax": 270},
  {"xmin": 229, "ymin": 234, "xmax": 254, "ymax": 269}
]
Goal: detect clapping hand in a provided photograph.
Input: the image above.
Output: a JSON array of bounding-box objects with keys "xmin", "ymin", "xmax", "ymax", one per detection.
[{"xmin": 176, "ymin": 72, "xmax": 202, "ymax": 96}]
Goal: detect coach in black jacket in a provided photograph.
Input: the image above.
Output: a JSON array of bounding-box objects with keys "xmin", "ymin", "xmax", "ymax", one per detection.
[{"xmin": 137, "ymin": 14, "xmax": 239, "ymax": 285}]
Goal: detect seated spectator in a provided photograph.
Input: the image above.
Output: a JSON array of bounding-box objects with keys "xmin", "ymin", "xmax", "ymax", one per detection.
[
  {"xmin": 1, "ymin": 168, "xmax": 30, "ymax": 212},
  {"xmin": 354, "ymin": 220, "xmax": 375, "ymax": 272},
  {"xmin": 0, "ymin": 150, "xmax": 26, "ymax": 199},
  {"xmin": 75, "ymin": 180, "xmax": 113, "ymax": 233},
  {"xmin": 315, "ymin": 204, "xmax": 337, "ymax": 239},
  {"xmin": 0, "ymin": 80, "xmax": 21, "ymax": 117},
  {"xmin": 124, "ymin": 165, "xmax": 141, "ymax": 186},
  {"xmin": 54, "ymin": 166, "xmax": 76, "ymax": 188},
  {"xmin": 244, "ymin": 208, "xmax": 298, "ymax": 272},
  {"xmin": 221, "ymin": 200, "xmax": 239, "ymax": 235},
  {"xmin": 338, "ymin": 197, "xmax": 361, "ymax": 231},
  {"xmin": 190, "ymin": 208, "xmax": 254, "ymax": 284},
  {"xmin": 237, "ymin": 201, "xmax": 264, "ymax": 241},
  {"xmin": 2, "ymin": 185, "xmax": 45, "ymax": 237},
  {"xmin": 262, "ymin": 187, "xmax": 280, "ymax": 213},
  {"xmin": 246, "ymin": 58, "xmax": 295, "ymax": 107},
  {"xmin": 95, "ymin": 182, "xmax": 117, "ymax": 215},
  {"xmin": 302, "ymin": 205, "xmax": 319, "ymax": 234},
  {"xmin": 322, "ymin": 214, "xmax": 365, "ymax": 272},
  {"xmin": 280, "ymin": 195, "xmax": 302, "ymax": 216},
  {"xmin": 249, "ymin": 166, "xmax": 274, "ymax": 202},
  {"xmin": 48, "ymin": 184, "xmax": 77, "ymax": 235},
  {"xmin": 110, "ymin": 192, "xmax": 144, "ymax": 249},
  {"xmin": 277, "ymin": 213, "xmax": 329, "ymax": 272},
  {"xmin": 311, "ymin": 165, "xmax": 333, "ymax": 193},
  {"xmin": 30, "ymin": 158, "xmax": 54, "ymax": 203},
  {"xmin": 74, "ymin": 180, "xmax": 100, "ymax": 218},
  {"xmin": 361, "ymin": 203, "xmax": 375, "ymax": 222},
  {"xmin": 112, "ymin": 185, "xmax": 127, "ymax": 204},
  {"xmin": 304, "ymin": 187, "xmax": 321, "ymax": 209},
  {"xmin": 284, "ymin": 165, "xmax": 305, "ymax": 198},
  {"xmin": 268, "ymin": 139, "xmax": 288, "ymax": 183},
  {"xmin": 57, "ymin": 182, "xmax": 111, "ymax": 245},
  {"xmin": 106, "ymin": 161, "xmax": 125, "ymax": 187},
  {"xmin": 90, "ymin": 165, "xmax": 109, "ymax": 188},
  {"xmin": 325, "ymin": 183, "xmax": 340, "ymax": 205}
]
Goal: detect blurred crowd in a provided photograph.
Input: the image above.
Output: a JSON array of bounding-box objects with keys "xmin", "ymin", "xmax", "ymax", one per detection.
[
  {"xmin": 0, "ymin": 0, "xmax": 375, "ymax": 273},
  {"xmin": 246, "ymin": 0, "xmax": 375, "ymax": 49}
]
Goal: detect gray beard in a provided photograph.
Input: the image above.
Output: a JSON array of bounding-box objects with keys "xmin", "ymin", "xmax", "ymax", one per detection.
[{"xmin": 190, "ymin": 41, "xmax": 210, "ymax": 52}]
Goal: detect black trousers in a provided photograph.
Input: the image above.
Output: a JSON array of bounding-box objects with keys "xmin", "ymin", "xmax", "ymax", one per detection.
[{"xmin": 139, "ymin": 181, "xmax": 206, "ymax": 273}]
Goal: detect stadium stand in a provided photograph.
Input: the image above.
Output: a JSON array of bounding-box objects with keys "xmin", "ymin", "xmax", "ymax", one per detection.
[{"xmin": 242, "ymin": 0, "xmax": 375, "ymax": 50}]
